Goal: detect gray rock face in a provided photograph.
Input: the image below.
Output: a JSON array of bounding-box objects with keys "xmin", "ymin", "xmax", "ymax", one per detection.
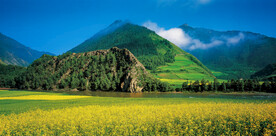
[{"xmin": 109, "ymin": 47, "xmax": 149, "ymax": 92}]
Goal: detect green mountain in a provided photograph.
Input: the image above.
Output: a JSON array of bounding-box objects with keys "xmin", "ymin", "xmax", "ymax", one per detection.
[
  {"xmin": 251, "ymin": 63, "xmax": 276, "ymax": 80},
  {"xmin": 179, "ymin": 24, "xmax": 276, "ymax": 79},
  {"xmin": 69, "ymin": 21, "xmax": 215, "ymax": 86},
  {"xmin": 0, "ymin": 33, "xmax": 55, "ymax": 66},
  {"xmin": 16, "ymin": 47, "xmax": 172, "ymax": 92}
]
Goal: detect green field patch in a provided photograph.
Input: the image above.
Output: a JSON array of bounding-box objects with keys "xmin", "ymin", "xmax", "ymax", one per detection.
[
  {"xmin": 0, "ymin": 90, "xmax": 59, "ymax": 97},
  {"xmin": 156, "ymin": 73, "xmax": 179, "ymax": 79},
  {"xmin": 153, "ymin": 54, "xmax": 215, "ymax": 86}
]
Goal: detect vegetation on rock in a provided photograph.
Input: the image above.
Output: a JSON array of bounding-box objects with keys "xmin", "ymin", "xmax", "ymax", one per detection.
[{"xmin": 16, "ymin": 47, "xmax": 173, "ymax": 92}]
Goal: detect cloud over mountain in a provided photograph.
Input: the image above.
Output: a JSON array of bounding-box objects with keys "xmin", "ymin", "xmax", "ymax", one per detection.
[
  {"xmin": 143, "ymin": 21, "xmax": 245, "ymax": 50},
  {"xmin": 143, "ymin": 21, "xmax": 191, "ymax": 47}
]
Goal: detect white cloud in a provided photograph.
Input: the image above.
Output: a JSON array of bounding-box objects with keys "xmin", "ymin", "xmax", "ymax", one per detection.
[
  {"xmin": 143, "ymin": 21, "xmax": 244, "ymax": 50},
  {"xmin": 158, "ymin": 28, "xmax": 192, "ymax": 47},
  {"xmin": 142, "ymin": 21, "xmax": 164, "ymax": 32},
  {"xmin": 189, "ymin": 39, "xmax": 223, "ymax": 50},
  {"xmin": 143, "ymin": 21, "xmax": 191, "ymax": 47},
  {"xmin": 226, "ymin": 32, "xmax": 245, "ymax": 45},
  {"xmin": 143, "ymin": 21, "xmax": 223, "ymax": 50}
]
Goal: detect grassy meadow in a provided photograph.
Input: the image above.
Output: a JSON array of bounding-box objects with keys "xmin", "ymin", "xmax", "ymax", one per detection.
[
  {"xmin": 152, "ymin": 54, "xmax": 227, "ymax": 88},
  {"xmin": 0, "ymin": 89, "xmax": 276, "ymax": 135}
]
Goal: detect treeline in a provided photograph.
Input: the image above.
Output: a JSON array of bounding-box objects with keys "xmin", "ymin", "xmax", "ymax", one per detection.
[
  {"xmin": 179, "ymin": 78, "xmax": 276, "ymax": 93},
  {"xmin": 0, "ymin": 64, "xmax": 25, "ymax": 88}
]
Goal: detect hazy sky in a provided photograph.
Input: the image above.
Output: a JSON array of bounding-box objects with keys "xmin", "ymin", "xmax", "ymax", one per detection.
[{"xmin": 1, "ymin": 0, "xmax": 275, "ymax": 55}]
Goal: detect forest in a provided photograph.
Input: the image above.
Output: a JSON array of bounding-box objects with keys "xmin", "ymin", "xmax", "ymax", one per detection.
[
  {"xmin": 179, "ymin": 78, "xmax": 276, "ymax": 93},
  {"xmin": 0, "ymin": 64, "xmax": 25, "ymax": 88},
  {"xmin": 12, "ymin": 48, "xmax": 173, "ymax": 92}
]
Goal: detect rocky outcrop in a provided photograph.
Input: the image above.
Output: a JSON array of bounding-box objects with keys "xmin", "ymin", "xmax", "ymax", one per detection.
[
  {"xmin": 18, "ymin": 47, "xmax": 153, "ymax": 93},
  {"xmin": 111, "ymin": 47, "xmax": 149, "ymax": 92},
  {"xmin": 84, "ymin": 47, "xmax": 149, "ymax": 92}
]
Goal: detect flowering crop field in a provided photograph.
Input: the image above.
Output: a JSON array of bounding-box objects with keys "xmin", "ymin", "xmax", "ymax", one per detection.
[{"xmin": 0, "ymin": 90, "xmax": 276, "ymax": 135}]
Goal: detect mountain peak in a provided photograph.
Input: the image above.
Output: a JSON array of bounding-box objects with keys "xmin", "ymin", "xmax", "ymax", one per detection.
[
  {"xmin": 109, "ymin": 20, "xmax": 130, "ymax": 27},
  {"xmin": 111, "ymin": 20, "xmax": 123, "ymax": 25},
  {"xmin": 179, "ymin": 23, "xmax": 195, "ymax": 31},
  {"xmin": 91, "ymin": 20, "xmax": 129, "ymax": 40},
  {"xmin": 69, "ymin": 22, "xmax": 215, "ymax": 84}
]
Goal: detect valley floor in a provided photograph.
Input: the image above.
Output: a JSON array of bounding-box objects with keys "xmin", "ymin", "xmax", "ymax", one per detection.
[{"xmin": 0, "ymin": 90, "xmax": 276, "ymax": 135}]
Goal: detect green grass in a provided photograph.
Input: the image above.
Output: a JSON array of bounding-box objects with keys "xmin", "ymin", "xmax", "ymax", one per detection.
[
  {"xmin": 151, "ymin": 54, "xmax": 215, "ymax": 87},
  {"xmin": 211, "ymin": 70, "xmax": 229, "ymax": 77},
  {"xmin": 208, "ymin": 65, "xmax": 257, "ymax": 80},
  {"xmin": 1, "ymin": 90, "xmax": 275, "ymax": 115},
  {"xmin": 0, "ymin": 90, "xmax": 59, "ymax": 97}
]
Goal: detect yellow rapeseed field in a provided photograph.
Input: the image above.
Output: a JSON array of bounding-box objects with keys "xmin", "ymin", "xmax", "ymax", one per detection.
[
  {"xmin": 0, "ymin": 95, "xmax": 90, "ymax": 100},
  {"xmin": 0, "ymin": 102, "xmax": 275, "ymax": 135}
]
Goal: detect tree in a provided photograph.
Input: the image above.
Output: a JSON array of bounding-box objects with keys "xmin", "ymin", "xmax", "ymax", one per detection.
[
  {"xmin": 182, "ymin": 81, "xmax": 189, "ymax": 91},
  {"xmin": 111, "ymin": 81, "xmax": 116, "ymax": 91},
  {"xmin": 79, "ymin": 78, "xmax": 87, "ymax": 91},
  {"xmin": 222, "ymin": 82, "xmax": 227, "ymax": 92},
  {"xmin": 262, "ymin": 81, "xmax": 271, "ymax": 92},
  {"xmin": 59, "ymin": 79, "xmax": 67, "ymax": 89},
  {"xmin": 70, "ymin": 77, "xmax": 79, "ymax": 89},
  {"xmin": 208, "ymin": 82, "xmax": 214, "ymax": 91},
  {"xmin": 200, "ymin": 79, "xmax": 206, "ymax": 92},
  {"xmin": 214, "ymin": 78, "xmax": 219, "ymax": 91},
  {"xmin": 241, "ymin": 81, "xmax": 245, "ymax": 92},
  {"xmin": 193, "ymin": 80, "xmax": 200, "ymax": 92}
]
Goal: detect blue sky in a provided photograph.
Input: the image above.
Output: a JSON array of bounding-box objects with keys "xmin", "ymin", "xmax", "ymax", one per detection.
[{"xmin": 1, "ymin": 0, "xmax": 275, "ymax": 55}]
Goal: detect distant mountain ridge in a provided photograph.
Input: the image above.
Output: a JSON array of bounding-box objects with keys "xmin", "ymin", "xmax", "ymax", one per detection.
[
  {"xmin": 179, "ymin": 24, "xmax": 276, "ymax": 79},
  {"xmin": 69, "ymin": 20, "xmax": 215, "ymax": 83},
  {"xmin": 0, "ymin": 33, "xmax": 55, "ymax": 66}
]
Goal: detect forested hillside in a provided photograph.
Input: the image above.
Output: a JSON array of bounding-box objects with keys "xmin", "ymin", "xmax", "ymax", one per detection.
[
  {"xmin": 70, "ymin": 22, "xmax": 178, "ymax": 70},
  {"xmin": 16, "ymin": 47, "xmax": 172, "ymax": 92},
  {"xmin": 69, "ymin": 21, "xmax": 215, "ymax": 85}
]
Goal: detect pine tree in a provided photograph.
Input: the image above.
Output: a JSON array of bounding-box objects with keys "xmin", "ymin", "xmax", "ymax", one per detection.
[
  {"xmin": 182, "ymin": 82, "xmax": 188, "ymax": 91},
  {"xmin": 241, "ymin": 80, "xmax": 245, "ymax": 92},
  {"xmin": 79, "ymin": 78, "xmax": 87, "ymax": 91},
  {"xmin": 214, "ymin": 78, "xmax": 219, "ymax": 91},
  {"xmin": 222, "ymin": 82, "xmax": 227, "ymax": 92},
  {"xmin": 200, "ymin": 79, "xmax": 206, "ymax": 92}
]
